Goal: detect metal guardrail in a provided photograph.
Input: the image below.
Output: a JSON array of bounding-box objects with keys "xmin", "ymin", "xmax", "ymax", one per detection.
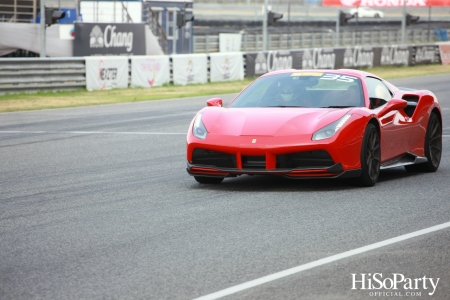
[
  {"xmin": 0, "ymin": 57, "xmax": 86, "ymax": 95},
  {"xmin": 194, "ymin": 28, "xmax": 439, "ymax": 53}
]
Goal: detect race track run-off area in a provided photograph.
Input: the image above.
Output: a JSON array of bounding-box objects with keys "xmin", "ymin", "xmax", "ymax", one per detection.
[{"xmin": 1, "ymin": 74, "xmax": 449, "ymax": 299}]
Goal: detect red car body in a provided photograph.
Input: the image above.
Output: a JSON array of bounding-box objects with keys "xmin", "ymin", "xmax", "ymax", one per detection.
[{"xmin": 186, "ymin": 69, "xmax": 442, "ymax": 186}]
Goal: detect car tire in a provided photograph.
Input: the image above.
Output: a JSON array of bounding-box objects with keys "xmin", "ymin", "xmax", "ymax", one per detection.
[
  {"xmin": 357, "ymin": 123, "xmax": 381, "ymax": 187},
  {"xmin": 405, "ymin": 113, "xmax": 442, "ymax": 173},
  {"xmin": 374, "ymin": 13, "xmax": 380, "ymax": 18},
  {"xmin": 353, "ymin": 13, "xmax": 358, "ymax": 18},
  {"xmin": 194, "ymin": 176, "xmax": 224, "ymax": 184}
]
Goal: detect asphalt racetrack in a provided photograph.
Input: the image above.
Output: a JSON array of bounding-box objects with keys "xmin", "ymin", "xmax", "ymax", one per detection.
[{"xmin": 1, "ymin": 74, "xmax": 450, "ymax": 299}]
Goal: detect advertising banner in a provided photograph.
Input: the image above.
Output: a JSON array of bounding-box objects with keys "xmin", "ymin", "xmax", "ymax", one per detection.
[
  {"xmin": 245, "ymin": 48, "xmax": 343, "ymax": 78},
  {"xmin": 301, "ymin": 48, "xmax": 344, "ymax": 69},
  {"xmin": 244, "ymin": 45, "xmax": 416, "ymax": 78},
  {"xmin": 378, "ymin": 45, "xmax": 412, "ymax": 66},
  {"xmin": 172, "ymin": 54, "xmax": 208, "ymax": 85},
  {"xmin": 342, "ymin": 46, "xmax": 377, "ymax": 68},
  {"xmin": 85, "ymin": 57, "xmax": 128, "ymax": 91},
  {"xmin": 131, "ymin": 56, "xmax": 170, "ymax": 88},
  {"xmin": 210, "ymin": 53, "xmax": 244, "ymax": 82},
  {"xmin": 245, "ymin": 50, "xmax": 297, "ymax": 78},
  {"xmin": 59, "ymin": 24, "xmax": 75, "ymax": 40},
  {"xmin": 438, "ymin": 43, "xmax": 450, "ymax": 65},
  {"xmin": 413, "ymin": 45, "xmax": 440, "ymax": 65},
  {"xmin": 74, "ymin": 22, "xmax": 146, "ymax": 56},
  {"xmin": 219, "ymin": 34, "xmax": 242, "ymax": 52},
  {"xmin": 322, "ymin": 0, "xmax": 450, "ymax": 7}
]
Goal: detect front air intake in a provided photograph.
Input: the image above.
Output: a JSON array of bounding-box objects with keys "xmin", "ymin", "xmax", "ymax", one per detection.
[
  {"xmin": 276, "ymin": 151, "xmax": 334, "ymax": 169},
  {"xmin": 242, "ymin": 156, "xmax": 266, "ymax": 169},
  {"xmin": 192, "ymin": 149, "xmax": 236, "ymax": 168}
]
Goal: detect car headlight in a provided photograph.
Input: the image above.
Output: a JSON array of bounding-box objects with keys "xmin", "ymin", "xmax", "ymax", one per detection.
[
  {"xmin": 192, "ymin": 113, "xmax": 208, "ymax": 140},
  {"xmin": 312, "ymin": 114, "xmax": 352, "ymax": 141}
]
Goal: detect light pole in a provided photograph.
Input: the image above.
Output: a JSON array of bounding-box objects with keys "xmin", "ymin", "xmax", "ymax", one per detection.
[
  {"xmin": 401, "ymin": 0, "xmax": 406, "ymax": 44},
  {"xmin": 262, "ymin": 0, "xmax": 268, "ymax": 51},
  {"xmin": 40, "ymin": 0, "xmax": 46, "ymax": 57}
]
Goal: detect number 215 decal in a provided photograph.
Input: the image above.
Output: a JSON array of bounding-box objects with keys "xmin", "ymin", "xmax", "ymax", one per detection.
[{"xmin": 320, "ymin": 74, "xmax": 356, "ymax": 82}]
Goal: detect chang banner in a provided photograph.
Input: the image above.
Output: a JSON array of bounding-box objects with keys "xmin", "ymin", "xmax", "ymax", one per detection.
[
  {"xmin": 85, "ymin": 57, "xmax": 128, "ymax": 91},
  {"xmin": 301, "ymin": 48, "xmax": 342, "ymax": 69},
  {"xmin": 245, "ymin": 50, "xmax": 297, "ymax": 77},
  {"xmin": 323, "ymin": 0, "xmax": 450, "ymax": 6},
  {"xmin": 413, "ymin": 45, "xmax": 440, "ymax": 65},
  {"xmin": 210, "ymin": 53, "xmax": 244, "ymax": 82},
  {"xmin": 342, "ymin": 46, "xmax": 376, "ymax": 68},
  {"xmin": 75, "ymin": 22, "xmax": 146, "ymax": 56},
  {"xmin": 379, "ymin": 45, "xmax": 412, "ymax": 66},
  {"xmin": 131, "ymin": 56, "xmax": 170, "ymax": 88},
  {"xmin": 172, "ymin": 54, "xmax": 208, "ymax": 85}
]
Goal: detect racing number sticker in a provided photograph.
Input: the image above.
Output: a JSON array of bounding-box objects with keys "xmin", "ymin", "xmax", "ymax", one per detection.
[
  {"xmin": 291, "ymin": 72, "xmax": 323, "ymax": 77},
  {"xmin": 320, "ymin": 74, "xmax": 356, "ymax": 82}
]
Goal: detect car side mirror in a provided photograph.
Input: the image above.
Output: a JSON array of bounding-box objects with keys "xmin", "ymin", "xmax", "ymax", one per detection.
[
  {"xmin": 206, "ymin": 98, "xmax": 223, "ymax": 107},
  {"xmin": 377, "ymin": 99, "xmax": 407, "ymax": 118}
]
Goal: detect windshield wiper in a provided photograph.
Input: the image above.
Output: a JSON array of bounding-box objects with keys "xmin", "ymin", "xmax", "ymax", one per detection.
[{"xmin": 320, "ymin": 106, "xmax": 357, "ymax": 108}]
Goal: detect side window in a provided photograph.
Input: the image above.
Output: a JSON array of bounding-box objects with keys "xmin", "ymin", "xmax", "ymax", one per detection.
[{"xmin": 365, "ymin": 77, "xmax": 392, "ymax": 109}]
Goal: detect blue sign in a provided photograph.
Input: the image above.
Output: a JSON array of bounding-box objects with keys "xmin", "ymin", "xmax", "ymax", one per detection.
[
  {"xmin": 58, "ymin": 8, "xmax": 78, "ymax": 24},
  {"xmin": 36, "ymin": 8, "xmax": 78, "ymax": 24}
]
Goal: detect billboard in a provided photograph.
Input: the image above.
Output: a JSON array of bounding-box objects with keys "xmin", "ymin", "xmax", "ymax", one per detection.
[
  {"xmin": 74, "ymin": 22, "xmax": 146, "ymax": 56},
  {"xmin": 323, "ymin": 0, "xmax": 450, "ymax": 6}
]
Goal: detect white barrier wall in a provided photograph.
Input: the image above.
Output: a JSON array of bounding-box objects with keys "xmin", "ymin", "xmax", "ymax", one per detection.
[
  {"xmin": 172, "ymin": 54, "xmax": 208, "ymax": 86},
  {"xmin": 85, "ymin": 57, "xmax": 128, "ymax": 91},
  {"xmin": 209, "ymin": 52, "xmax": 244, "ymax": 82},
  {"xmin": 131, "ymin": 56, "xmax": 170, "ymax": 88}
]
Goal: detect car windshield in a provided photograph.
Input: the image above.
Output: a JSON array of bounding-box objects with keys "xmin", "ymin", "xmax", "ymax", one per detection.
[{"xmin": 228, "ymin": 72, "xmax": 364, "ymax": 108}]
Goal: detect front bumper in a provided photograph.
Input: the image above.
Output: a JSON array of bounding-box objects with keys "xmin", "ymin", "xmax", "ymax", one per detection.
[{"xmin": 187, "ymin": 162, "xmax": 362, "ymax": 179}]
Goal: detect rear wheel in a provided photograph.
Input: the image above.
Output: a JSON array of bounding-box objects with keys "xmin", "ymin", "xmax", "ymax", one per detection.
[
  {"xmin": 405, "ymin": 113, "xmax": 442, "ymax": 172},
  {"xmin": 374, "ymin": 13, "xmax": 380, "ymax": 18},
  {"xmin": 194, "ymin": 176, "xmax": 224, "ymax": 184},
  {"xmin": 357, "ymin": 123, "xmax": 381, "ymax": 187}
]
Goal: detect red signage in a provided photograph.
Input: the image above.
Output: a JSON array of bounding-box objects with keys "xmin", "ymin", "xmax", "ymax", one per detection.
[
  {"xmin": 323, "ymin": 0, "xmax": 450, "ymax": 6},
  {"xmin": 439, "ymin": 44, "xmax": 450, "ymax": 65}
]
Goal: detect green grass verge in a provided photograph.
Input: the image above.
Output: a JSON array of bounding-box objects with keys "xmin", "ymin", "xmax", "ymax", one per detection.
[{"xmin": 1, "ymin": 64, "xmax": 449, "ymax": 113}]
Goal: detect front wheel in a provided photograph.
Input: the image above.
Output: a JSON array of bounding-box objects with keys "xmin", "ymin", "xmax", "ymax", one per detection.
[
  {"xmin": 357, "ymin": 123, "xmax": 381, "ymax": 187},
  {"xmin": 194, "ymin": 176, "xmax": 224, "ymax": 184},
  {"xmin": 405, "ymin": 113, "xmax": 442, "ymax": 172}
]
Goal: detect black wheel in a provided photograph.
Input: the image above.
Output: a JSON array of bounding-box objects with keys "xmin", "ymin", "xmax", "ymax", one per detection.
[
  {"xmin": 357, "ymin": 123, "xmax": 381, "ymax": 187},
  {"xmin": 194, "ymin": 176, "xmax": 224, "ymax": 184},
  {"xmin": 405, "ymin": 113, "xmax": 442, "ymax": 172},
  {"xmin": 374, "ymin": 13, "xmax": 380, "ymax": 18}
]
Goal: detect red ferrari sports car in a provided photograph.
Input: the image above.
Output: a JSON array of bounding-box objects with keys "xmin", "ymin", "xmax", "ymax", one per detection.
[{"xmin": 186, "ymin": 69, "xmax": 442, "ymax": 186}]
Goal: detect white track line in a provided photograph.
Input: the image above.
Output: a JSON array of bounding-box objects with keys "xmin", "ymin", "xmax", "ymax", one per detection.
[
  {"xmin": 0, "ymin": 131, "xmax": 185, "ymax": 135},
  {"xmin": 194, "ymin": 221, "xmax": 450, "ymax": 300}
]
